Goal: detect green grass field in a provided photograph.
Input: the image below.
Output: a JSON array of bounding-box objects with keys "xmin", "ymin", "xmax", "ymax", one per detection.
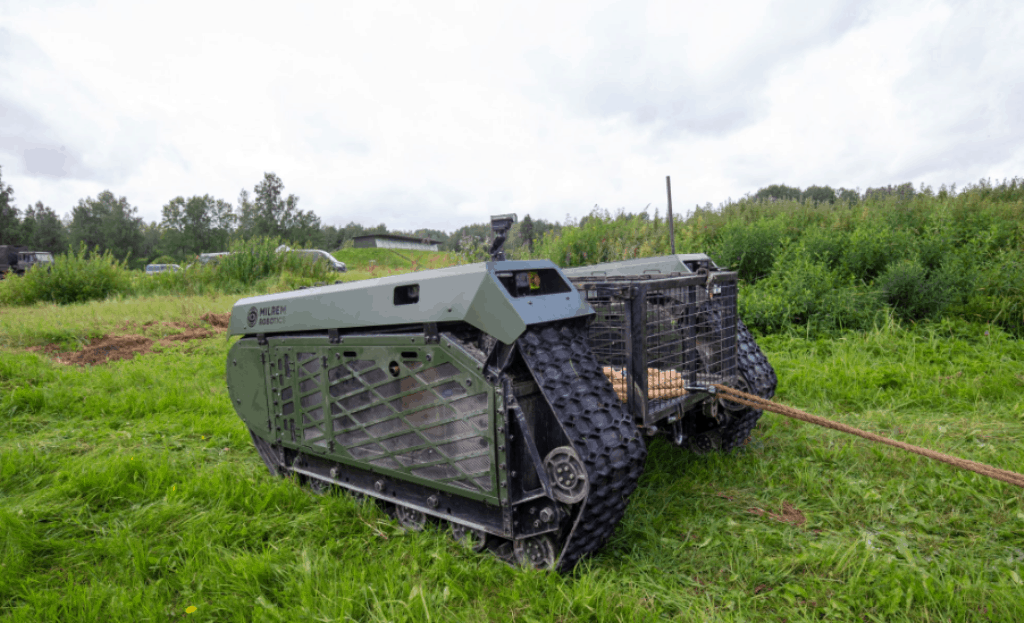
[{"xmin": 1, "ymin": 295, "xmax": 1022, "ymax": 622}]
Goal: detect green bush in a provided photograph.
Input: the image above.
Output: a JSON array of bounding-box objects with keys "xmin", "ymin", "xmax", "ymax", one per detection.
[
  {"xmin": 148, "ymin": 254, "xmax": 178, "ymax": 266},
  {"xmin": 739, "ymin": 249, "xmax": 884, "ymax": 333},
  {"xmin": 841, "ymin": 224, "xmax": 916, "ymax": 282},
  {"xmin": 875, "ymin": 258, "xmax": 949, "ymax": 321},
  {"xmin": 709, "ymin": 217, "xmax": 788, "ymax": 281},
  {"xmin": 798, "ymin": 226, "xmax": 848, "ymax": 270},
  {"xmin": 0, "ymin": 244, "xmax": 132, "ymax": 306}
]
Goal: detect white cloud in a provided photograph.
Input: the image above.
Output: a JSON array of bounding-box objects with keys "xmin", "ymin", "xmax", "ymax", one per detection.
[{"xmin": 1, "ymin": 0, "xmax": 1021, "ymax": 233}]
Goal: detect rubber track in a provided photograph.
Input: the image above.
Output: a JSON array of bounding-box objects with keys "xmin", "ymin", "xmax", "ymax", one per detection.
[
  {"xmin": 517, "ymin": 319, "xmax": 647, "ymax": 572},
  {"xmin": 719, "ymin": 318, "xmax": 778, "ymax": 451}
]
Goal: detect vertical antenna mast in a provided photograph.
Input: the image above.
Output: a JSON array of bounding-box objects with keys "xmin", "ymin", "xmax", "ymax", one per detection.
[{"xmin": 666, "ymin": 176, "xmax": 676, "ymax": 254}]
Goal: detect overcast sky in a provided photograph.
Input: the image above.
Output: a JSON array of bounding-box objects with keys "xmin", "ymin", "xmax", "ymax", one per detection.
[{"xmin": 2, "ymin": 0, "xmax": 1022, "ymax": 232}]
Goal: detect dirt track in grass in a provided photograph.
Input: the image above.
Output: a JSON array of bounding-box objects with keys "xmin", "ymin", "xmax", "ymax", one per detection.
[{"xmin": 26, "ymin": 312, "xmax": 232, "ymax": 366}]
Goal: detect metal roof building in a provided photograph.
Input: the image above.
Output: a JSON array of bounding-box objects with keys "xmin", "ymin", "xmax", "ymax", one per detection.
[{"xmin": 352, "ymin": 234, "xmax": 445, "ymax": 252}]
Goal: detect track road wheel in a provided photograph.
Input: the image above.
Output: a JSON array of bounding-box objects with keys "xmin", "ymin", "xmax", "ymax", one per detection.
[
  {"xmin": 450, "ymin": 522, "xmax": 487, "ymax": 552},
  {"xmin": 395, "ymin": 505, "xmax": 426, "ymax": 531},
  {"xmin": 514, "ymin": 535, "xmax": 557, "ymax": 570},
  {"xmin": 543, "ymin": 447, "xmax": 589, "ymax": 504}
]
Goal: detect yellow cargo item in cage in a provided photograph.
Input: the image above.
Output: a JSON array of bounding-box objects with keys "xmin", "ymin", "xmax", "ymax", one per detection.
[{"xmin": 602, "ymin": 367, "xmax": 688, "ymax": 402}]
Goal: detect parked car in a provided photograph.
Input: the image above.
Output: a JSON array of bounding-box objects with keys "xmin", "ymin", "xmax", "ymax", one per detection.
[
  {"xmin": 145, "ymin": 264, "xmax": 182, "ymax": 275},
  {"xmin": 291, "ymin": 249, "xmax": 346, "ymax": 272},
  {"xmin": 197, "ymin": 252, "xmax": 232, "ymax": 265}
]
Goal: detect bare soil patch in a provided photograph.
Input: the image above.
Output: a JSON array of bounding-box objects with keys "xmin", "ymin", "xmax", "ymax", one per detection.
[
  {"xmin": 201, "ymin": 312, "xmax": 231, "ymax": 329},
  {"xmin": 158, "ymin": 328, "xmax": 215, "ymax": 346},
  {"xmin": 59, "ymin": 335, "xmax": 153, "ymax": 366},
  {"xmin": 26, "ymin": 314, "xmax": 229, "ymax": 366}
]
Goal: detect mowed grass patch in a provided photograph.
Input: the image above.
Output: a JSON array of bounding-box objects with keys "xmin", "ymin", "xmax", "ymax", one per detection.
[{"xmin": 0, "ymin": 298, "xmax": 1022, "ymax": 621}]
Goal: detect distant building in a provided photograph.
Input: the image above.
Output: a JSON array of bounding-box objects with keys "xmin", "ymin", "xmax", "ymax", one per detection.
[{"xmin": 352, "ymin": 234, "xmax": 444, "ymax": 252}]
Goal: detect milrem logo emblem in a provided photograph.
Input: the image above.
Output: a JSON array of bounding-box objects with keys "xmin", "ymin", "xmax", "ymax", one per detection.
[
  {"xmin": 254, "ymin": 304, "xmax": 288, "ymax": 326},
  {"xmin": 246, "ymin": 306, "xmax": 258, "ymax": 327}
]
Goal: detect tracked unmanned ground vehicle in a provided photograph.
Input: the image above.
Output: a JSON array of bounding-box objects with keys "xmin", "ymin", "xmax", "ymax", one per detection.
[{"xmin": 226, "ymin": 217, "xmax": 774, "ymax": 571}]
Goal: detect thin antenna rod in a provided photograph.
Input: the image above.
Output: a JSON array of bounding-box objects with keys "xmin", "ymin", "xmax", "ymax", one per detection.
[{"xmin": 666, "ymin": 176, "xmax": 676, "ymax": 254}]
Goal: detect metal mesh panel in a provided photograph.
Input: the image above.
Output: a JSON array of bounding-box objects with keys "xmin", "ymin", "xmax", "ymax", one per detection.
[
  {"xmin": 335, "ymin": 428, "xmax": 372, "ymax": 446},
  {"xmin": 329, "ymin": 377, "xmax": 364, "ymax": 398},
  {"xmin": 365, "ymin": 418, "xmax": 410, "ymax": 438},
  {"xmin": 359, "ymin": 368, "xmax": 387, "ymax": 385},
  {"xmin": 438, "ymin": 437, "xmax": 489, "ymax": 459},
  {"xmin": 349, "ymin": 403, "xmax": 394, "ymax": 425},
  {"xmin": 416, "ymin": 362, "xmax": 459, "ymax": 383},
  {"xmin": 374, "ymin": 376, "xmax": 422, "ymax": 398},
  {"xmin": 411, "ymin": 464, "xmax": 461, "ymax": 480},
  {"xmin": 272, "ymin": 341, "xmax": 496, "ymax": 497},
  {"xmin": 380, "ymin": 432, "xmax": 426, "ymax": 452},
  {"xmin": 327, "ymin": 363, "xmax": 350, "ymax": 382},
  {"xmin": 456, "ymin": 455, "xmax": 490, "ymax": 475},
  {"xmin": 405, "ymin": 404, "xmax": 456, "ymax": 428},
  {"xmin": 421, "ymin": 420, "xmax": 472, "ymax": 441},
  {"xmin": 390, "ymin": 389, "xmax": 439, "ymax": 412},
  {"xmin": 581, "ymin": 290, "xmax": 629, "ymax": 368},
  {"xmin": 434, "ymin": 381, "xmax": 467, "ymax": 400},
  {"xmin": 300, "ymin": 392, "xmax": 323, "ymax": 409},
  {"xmin": 349, "ymin": 443, "xmax": 385, "ymax": 459},
  {"xmin": 451, "ymin": 393, "xmax": 488, "ymax": 415},
  {"xmin": 570, "ymin": 272, "xmax": 739, "ymax": 421},
  {"xmin": 339, "ymin": 391, "xmax": 376, "ymax": 412},
  {"xmin": 369, "ymin": 457, "xmax": 404, "ymax": 470},
  {"xmin": 299, "ymin": 375, "xmax": 321, "ymax": 393},
  {"xmin": 348, "ymin": 360, "xmax": 375, "ymax": 372}
]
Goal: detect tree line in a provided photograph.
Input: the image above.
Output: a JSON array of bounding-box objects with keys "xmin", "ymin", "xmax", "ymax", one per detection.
[
  {"xmin": 0, "ymin": 167, "xmax": 489, "ymax": 268},
  {"xmin": 2, "ymin": 160, "xmax": 920, "ymax": 269}
]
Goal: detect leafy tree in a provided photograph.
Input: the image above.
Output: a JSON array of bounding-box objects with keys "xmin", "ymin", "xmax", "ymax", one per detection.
[
  {"xmin": 68, "ymin": 191, "xmax": 145, "ymax": 262},
  {"xmin": 802, "ymin": 185, "xmax": 837, "ymax": 204},
  {"xmin": 836, "ymin": 187, "xmax": 860, "ymax": 205},
  {"xmin": 237, "ymin": 173, "xmax": 320, "ymax": 243},
  {"xmin": 0, "ymin": 165, "xmax": 20, "ymax": 245},
  {"xmin": 21, "ymin": 202, "xmax": 66, "ymax": 251},
  {"xmin": 140, "ymin": 221, "xmax": 163, "ymax": 262},
  {"xmin": 160, "ymin": 194, "xmax": 236, "ymax": 259},
  {"xmin": 864, "ymin": 182, "xmax": 916, "ymax": 203},
  {"xmin": 752, "ymin": 184, "xmax": 801, "ymax": 203},
  {"xmin": 520, "ymin": 214, "xmax": 535, "ymax": 250}
]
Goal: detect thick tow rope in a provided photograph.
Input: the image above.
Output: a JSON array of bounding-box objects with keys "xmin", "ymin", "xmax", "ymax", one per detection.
[{"xmin": 712, "ymin": 384, "xmax": 1024, "ymax": 489}]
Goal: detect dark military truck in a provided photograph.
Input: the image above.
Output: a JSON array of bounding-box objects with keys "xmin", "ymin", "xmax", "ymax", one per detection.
[{"xmin": 0, "ymin": 245, "xmax": 54, "ymax": 279}]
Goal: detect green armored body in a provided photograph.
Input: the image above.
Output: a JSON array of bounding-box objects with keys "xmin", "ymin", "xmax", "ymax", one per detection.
[{"xmin": 227, "ymin": 258, "xmax": 647, "ymax": 571}]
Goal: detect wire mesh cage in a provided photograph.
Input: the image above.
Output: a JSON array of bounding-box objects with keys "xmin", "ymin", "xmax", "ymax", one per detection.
[{"xmin": 569, "ymin": 271, "xmax": 739, "ymax": 426}]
